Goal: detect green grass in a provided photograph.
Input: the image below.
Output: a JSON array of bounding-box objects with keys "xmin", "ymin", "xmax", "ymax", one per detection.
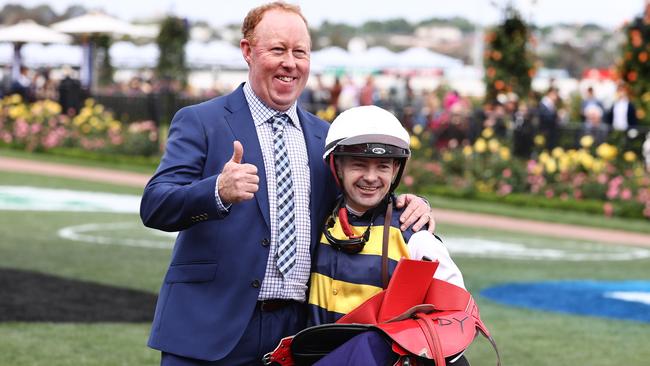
[
  {"xmin": 5, "ymin": 147, "xmax": 649, "ymax": 233},
  {"xmin": 1, "ymin": 171, "xmax": 650, "ymax": 365},
  {"xmin": 0, "ymin": 323, "xmax": 158, "ymax": 366},
  {"xmin": 442, "ymin": 224, "xmax": 650, "ymax": 366}
]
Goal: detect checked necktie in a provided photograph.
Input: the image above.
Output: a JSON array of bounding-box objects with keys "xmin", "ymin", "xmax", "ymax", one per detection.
[{"xmin": 270, "ymin": 113, "xmax": 297, "ymax": 277}]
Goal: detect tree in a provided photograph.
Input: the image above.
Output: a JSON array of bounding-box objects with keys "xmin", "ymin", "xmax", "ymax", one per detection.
[
  {"xmin": 95, "ymin": 34, "xmax": 113, "ymax": 87},
  {"xmin": 618, "ymin": 3, "xmax": 650, "ymax": 125},
  {"xmin": 156, "ymin": 16, "xmax": 189, "ymax": 87},
  {"xmin": 483, "ymin": 5, "xmax": 535, "ymax": 102}
]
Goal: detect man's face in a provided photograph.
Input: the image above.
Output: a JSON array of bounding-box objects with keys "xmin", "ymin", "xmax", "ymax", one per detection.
[
  {"xmin": 337, "ymin": 156, "xmax": 399, "ymax": 213},
  {"xmin": 240, "ymin": 9, "xmax": 310, "ymax": 111}
]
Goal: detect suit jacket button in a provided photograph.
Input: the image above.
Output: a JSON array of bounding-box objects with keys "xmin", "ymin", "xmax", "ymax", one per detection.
[
  {"xmin": 251, "ymin": 279, "xmax": 261, "ymax": 288},
  {"xmin": 261, "ymin": 238, "xmax": 270, "ymax": 247}
]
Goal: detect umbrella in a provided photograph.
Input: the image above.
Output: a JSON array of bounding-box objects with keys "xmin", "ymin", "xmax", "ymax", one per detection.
[
  {"xmin": 51, "ymin": 12, "xmax": 140, "ymax": 90},
  {"xmin": 51, "ymin": 11, "xmax": 140, "ymax": 37},
  {"xmin": 0, "ymin": 20, "xmax": 72, "ymax": 80}
]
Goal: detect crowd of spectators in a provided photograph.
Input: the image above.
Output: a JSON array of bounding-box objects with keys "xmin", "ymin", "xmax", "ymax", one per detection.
[{"xmin": 298, "ymin": 74, "xmax": 644, "ymax": 159}]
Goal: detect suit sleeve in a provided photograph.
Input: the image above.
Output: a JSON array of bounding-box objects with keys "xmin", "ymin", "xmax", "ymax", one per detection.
[
  {"xmin": 407, "ymin": 232, "xmax": 465, "ymax": 289},
  {"xmin": 140, "ymin": 106, "xmax": 227, "ymax": 232}
]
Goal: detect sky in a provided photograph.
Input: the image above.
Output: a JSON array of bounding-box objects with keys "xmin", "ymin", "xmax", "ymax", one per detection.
[{"xmin": 2, "ymin": 0, "xmax": 648, "ymax": 29}]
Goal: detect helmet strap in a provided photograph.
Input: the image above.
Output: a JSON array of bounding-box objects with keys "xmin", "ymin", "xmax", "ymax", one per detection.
[{"xmin": 329, "ymin": 154, "xmax": 341, "ymax": 188}]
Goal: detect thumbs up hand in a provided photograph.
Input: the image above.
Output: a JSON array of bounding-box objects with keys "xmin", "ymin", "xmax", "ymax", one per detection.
[{"xmin": 218, "ymin": 141, "xmax": 259, "ymax": 203}]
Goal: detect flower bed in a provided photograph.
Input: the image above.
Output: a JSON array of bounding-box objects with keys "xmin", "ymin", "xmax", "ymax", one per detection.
[
  {"xmin": 405, "ymin": 126, "xmax": 650, "ymax": 220},
  {"xmin": 0, "ymin": 95, "xmax": 160, "ymax": 157}
]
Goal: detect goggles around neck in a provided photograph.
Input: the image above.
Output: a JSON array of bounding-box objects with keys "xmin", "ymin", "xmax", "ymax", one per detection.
[{"xmin": 323, "ymin": 203, "xmax": 375, "ymax": 254}]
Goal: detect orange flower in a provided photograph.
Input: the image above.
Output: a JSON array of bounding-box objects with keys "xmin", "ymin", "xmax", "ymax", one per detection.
[
  {"xmin": 639, "ymin": 52, "xmax": 648, "ymax": 63},
  {"xmin": 492, "ymin": 51, "xmax": 502, "ymax": 61},
  {"xmin": 528, "ymin": 68, "xmax": 536, "ymax": 78},
  {"xmin": 625, "ymin": 51, "xmax": 632, "ymax": 60},
  {"xmin": 494, "ymin": 80, "xmax": 505, "ymax": 90},
  {"xmin": 486, "ymin": 67, "xmax": 496, "ymax": 78},
  {"xmin": 631, "ymin": 30, "xmax": 643, "ymax": 47},
  {"xmin": 627, "ymin": 71, "xmax": 638, "ymax": 82}
]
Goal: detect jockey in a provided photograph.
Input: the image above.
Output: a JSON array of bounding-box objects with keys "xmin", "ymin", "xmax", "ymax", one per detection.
[
  {"xmin": 307, "ymin": 105, "xmax": 465, "ymax": 326},
  {"xmin": 263, "ymin": 107, "xmax": 498, "ymax": 366}
]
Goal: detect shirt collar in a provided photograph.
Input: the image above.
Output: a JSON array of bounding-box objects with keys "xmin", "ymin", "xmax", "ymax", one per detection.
[{"xmin": 243, "ymin": 82, "xmax": 301, "ymax": 130}]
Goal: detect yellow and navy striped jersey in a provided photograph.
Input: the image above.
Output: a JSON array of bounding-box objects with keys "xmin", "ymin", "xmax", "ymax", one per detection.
[{"xmin": 307, "ymin": 203, "xmax": 413, "ymax": 325}]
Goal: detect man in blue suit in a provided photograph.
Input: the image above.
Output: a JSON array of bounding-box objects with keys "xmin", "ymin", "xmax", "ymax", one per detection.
[{"xmin": 140, "ymin": 2, "xmax": 434, "ymax": 365}]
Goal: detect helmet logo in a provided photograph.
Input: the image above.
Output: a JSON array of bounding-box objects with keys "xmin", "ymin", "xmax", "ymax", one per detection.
[{"xmin": 372, "ymin": 147, "xmax": 386, "ymax": 155}]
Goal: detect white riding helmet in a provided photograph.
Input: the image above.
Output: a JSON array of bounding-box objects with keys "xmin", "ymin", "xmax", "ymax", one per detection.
[
  {"xmin": 324, "ymin": 105, "xmax": 411, "ymax": 193},
  {"xmin": 324, "ymin": 105, "xmax": 410, "ymax": 160}
]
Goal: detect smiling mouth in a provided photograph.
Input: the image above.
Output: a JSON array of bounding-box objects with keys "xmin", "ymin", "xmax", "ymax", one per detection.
[
  {"xmin": 357, "ymin": 185, "xmax": 381, "ymax": 193},
  {"xmin": 276, "ymin": 76, "xmax": 296, "ymax": 83}
]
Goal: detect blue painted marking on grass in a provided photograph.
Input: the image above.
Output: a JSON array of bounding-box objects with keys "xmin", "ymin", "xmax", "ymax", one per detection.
[{"xmin": 481, "ymin": 280, "xmax": 650, "ymax": 323}]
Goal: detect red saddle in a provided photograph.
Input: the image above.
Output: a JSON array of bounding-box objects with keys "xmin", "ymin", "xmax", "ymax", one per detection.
[{"xmin": 264, "ymin": 259, "xmax": 500, "ymax": 366}]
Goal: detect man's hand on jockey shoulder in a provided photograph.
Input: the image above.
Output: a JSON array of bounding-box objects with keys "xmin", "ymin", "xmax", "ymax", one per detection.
[{"xmin": 395, "ymin": 194, "xmax": 435, "ymax": 233}]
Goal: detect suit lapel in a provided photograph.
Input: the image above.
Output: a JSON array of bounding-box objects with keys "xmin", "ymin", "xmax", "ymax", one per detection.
[
  {"xmin": 224, "ymin": 87, "xmax": 271, "ymax": 230},
  {"xmin": 298, "ymin": 108, "xmax": 327, "ymax": 250}
]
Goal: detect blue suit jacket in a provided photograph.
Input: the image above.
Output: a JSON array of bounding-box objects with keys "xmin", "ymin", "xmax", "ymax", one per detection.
[{"xmin": 140, "ymin": 84, "xmax": 338, "ymax": 361}]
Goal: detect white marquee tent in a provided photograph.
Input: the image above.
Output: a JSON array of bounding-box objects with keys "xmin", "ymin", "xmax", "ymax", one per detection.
[
  {"xmin": 310, "ymin": 45, "xmax": 463, "ymax": 73},
  {"xmin": 0, "ymin": 42, "xmax": 464, "ymax": 76}
]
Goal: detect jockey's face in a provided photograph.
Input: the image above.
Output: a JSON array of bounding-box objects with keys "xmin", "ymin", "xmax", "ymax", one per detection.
[{"xmin": 336, "ymin": 156, "xmax": 399, "ymax": 213}]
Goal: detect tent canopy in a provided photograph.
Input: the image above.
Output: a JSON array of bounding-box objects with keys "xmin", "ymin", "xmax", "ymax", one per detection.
[{"xmin": 0, "ymin": 20, "xmax": 72, "ymax": 44}]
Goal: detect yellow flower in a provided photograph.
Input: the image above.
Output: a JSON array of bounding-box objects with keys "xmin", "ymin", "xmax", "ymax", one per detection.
[
  {"xmin": 532, "ymin": 164, "xmax": 543, "ymax": 176},
  {"xmin": 410, "ymin": 135, "xmax": 421, "ymax": 150},
  {"xmin": 30, "ymin": 103, "xmax": 43, "ymax": 115},
  {"xmin": 481, "ymin": 128, "xmax": 494, "ymax": 139},
  {"xmin": 538, "ymin": 151, "xmax": 550, "ymax": 164},
  {"xmin": 474, "ymin": 138, "xmax": 487, "ymax": 153},
  {"xmin": 413, "ymin": 124, "xmax": 423, "ymax": 135},
  {"xmin": 499, "ymin": 146, "xmax": 511, "ymax": 161},
  {"xmin": 442, "ymin": 151, "xmax": 453, "ymax": 162},
  {"xmin": 44, "ymin": 100, "xmax": 62, "ymax": 115},
  {"xmin": 8, "ymin": 105, "xmax": 26, "ymax": 119},
  {"xmin": 534, "ymin": 134, "xmax": 545, "ymax": 146},
  {"xmin": 580, "ymin": 153, "xmax": 594, "ymax": 170},
  {"xmin": 89, "ymin": 116, "xmax": 101, "ymax": 129},
  {"xmin": 579, "ymin": 135, "xmax": 594, "ymax": 148},
  {"xmin": 475, "ymin": 181, "xmax": 492, "ymax": 193},
  {"xmin": 84, "ymin": 98, "xmax": 95, "ymax": 107},
  {"xmin": 108, "ymin": 121, "xmax": 122, "ymax": 131},
  {"xmin": 551, "ymin": 147, "xmax": 564, "ymax": 159},
  {"xmin": 596, "ymin": 143, "xmax": 617, "ymax": 161},
  {"xmin": 94, "ymin": 104, "xmax": 105, "ymax": 114},
  {"xmin": 545, "ymin": 158, "xmax": 557, "ymax": 174},
  {"xmin": 488, "ymin": 138, "xmax": 500, "ymax": 153},
  {"xmin": 9, "ymin": 94, "xmax": 22, "ymax": 104},
  {"xmin": 642, "ymin": 92, "xmax": 650, "ymax": 103},
  {"xmin": 591, "ymin": 159, "xmax": 605, "ymax": 173},
  {"xmin": 79, "ymin": 108, "xmax": 92, "ymax": 120},
  {"xmin": 623, "ymin": 151, "xmax": 636, "ymax": 162},
  {"xmin": 462, "ymin": 145, "xmax": 473, "ymax": 157},
  {"xmin": 558, "ymin": 156, "xmax": 571, "ymax": 173}
]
